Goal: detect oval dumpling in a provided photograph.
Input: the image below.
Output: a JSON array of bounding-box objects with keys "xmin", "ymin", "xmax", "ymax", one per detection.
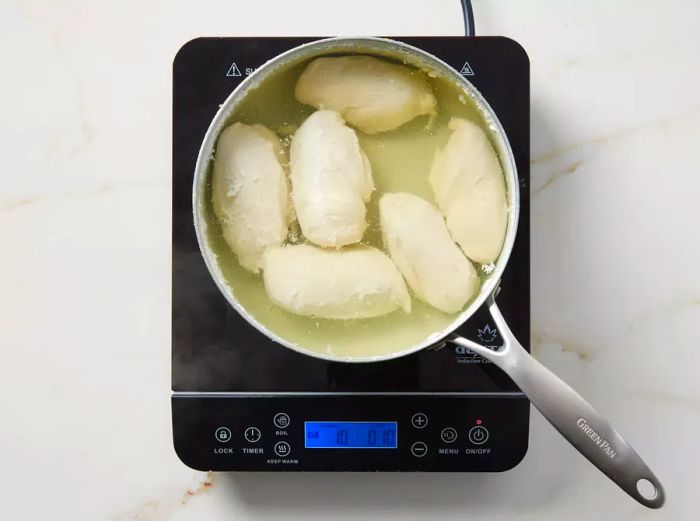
[
  {"xmin": 429, "ymin": 118, "xmax": 508, "ymax": 264},
  {"xmin": 212, "ymin": 123, "xmax": 290, "ymax": 273},
  {"xmin": 290, "ymin": 110, "xmax": 374, "ymax": 248},
  {"xmin": 380, "ymin": 192, "xmax": 479, "ymax": 313},
  {"xmin": 295, "ymin": 56, "xmax": 437, "ymax": 134},
  {"xmin": 262, "ymin": 244, "xmax": 411, "ymax": 319}
]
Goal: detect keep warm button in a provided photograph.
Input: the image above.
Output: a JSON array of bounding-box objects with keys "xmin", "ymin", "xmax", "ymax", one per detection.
[
  {"xmin": 468, "ymin": 425, "xmax": 489, "ymax": 445},
  {"xmin": 274, "ymin": 441, "xmax": 291, "ymax": 457}
]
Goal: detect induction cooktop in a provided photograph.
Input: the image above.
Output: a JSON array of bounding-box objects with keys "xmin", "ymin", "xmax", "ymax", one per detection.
[{"xmin": 172, "ymin": 36, "xmax": 530, "ymax": 471}]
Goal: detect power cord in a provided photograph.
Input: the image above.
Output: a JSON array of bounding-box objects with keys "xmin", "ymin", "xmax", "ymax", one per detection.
[{"xmin": 460, "ymin": 0, "xmax": 475, "ymax": 36}]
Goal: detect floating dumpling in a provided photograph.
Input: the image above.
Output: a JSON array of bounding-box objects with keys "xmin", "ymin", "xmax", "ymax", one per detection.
[
  {"xmin": 429, "ymin": 118, "xmax": 508, "ymax": 264},
  {"xmin": 380, "ymin": 192, "xmax": 479, "ymax": 314},
  {"xmin": 290, "ymin": 110, "xmax": 374, "ymax": 247},
  {"xmin": 212, "ymin": 123, "xmax": 290, "ymax": 273},
  {"xmin": 263, "ymin": 244, "xmax": 411, "ymax": 319},
  {"xmin": 295, "ymin": 56, "xmax": 437, "ymax": 134}
]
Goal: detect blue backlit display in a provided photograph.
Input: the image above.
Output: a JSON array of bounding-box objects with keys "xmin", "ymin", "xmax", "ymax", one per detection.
[{"xmin": 305, "ymin": 422, "xmax": 397, "ymax": 449}]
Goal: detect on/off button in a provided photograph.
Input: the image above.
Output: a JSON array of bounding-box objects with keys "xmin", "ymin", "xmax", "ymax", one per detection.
[{"xmin": 468, "ymin": 425, "xmax": 489, "ymax": 445}]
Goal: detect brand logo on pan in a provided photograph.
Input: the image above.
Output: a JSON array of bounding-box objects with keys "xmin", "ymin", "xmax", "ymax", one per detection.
[
  {"xmin": 576, "ymin": 418, "xmax": 617, "ymax": 459},
  {"xmin": 477, "ymin": 324, "xmax": 498, "ymax": 343},
  {"xmin": 453, "ymin": 323, "xmax": 500, "ymax": 364}
]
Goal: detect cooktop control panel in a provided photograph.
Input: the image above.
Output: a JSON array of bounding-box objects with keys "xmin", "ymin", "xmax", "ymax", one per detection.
[{"xmin": 173, "ymin": 396, "xmax": 529, "ymax": 471}]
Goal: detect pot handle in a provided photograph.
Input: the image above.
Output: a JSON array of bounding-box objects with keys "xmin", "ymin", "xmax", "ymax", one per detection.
[{"xmin": 447, "ymin": 294, "xmax": 665, "ymax": 509}]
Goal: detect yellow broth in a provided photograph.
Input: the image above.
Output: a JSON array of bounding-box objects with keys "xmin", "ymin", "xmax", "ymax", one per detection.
[{"xmin": 202, "ymin": 56, "xmax": 502, "ymax": 359}]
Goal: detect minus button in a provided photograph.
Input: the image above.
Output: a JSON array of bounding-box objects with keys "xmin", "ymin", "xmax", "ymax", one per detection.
[{"xmin": 411, "ymin": 442, "xmax": 428, "ymax": 457}]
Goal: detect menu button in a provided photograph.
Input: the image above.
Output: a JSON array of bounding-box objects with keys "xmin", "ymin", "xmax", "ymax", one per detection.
[{"xmin": 441, "ymin": 427, "xmax": 458, "ymax": 444}]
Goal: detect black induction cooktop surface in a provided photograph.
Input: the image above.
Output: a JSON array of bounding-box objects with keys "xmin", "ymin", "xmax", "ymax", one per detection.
[{"xmin": 172, "ymin": 36, "xmax": 530, "ymax": 394}]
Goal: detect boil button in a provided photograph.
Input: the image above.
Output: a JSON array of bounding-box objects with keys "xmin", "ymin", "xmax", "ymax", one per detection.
[
  {"xmin": 468, "ymin": 426, "xmax": 489, "ymax": 445},
  {"xmin": 273, "ymin": 413, "xmax": 290, "ymax": 429}
]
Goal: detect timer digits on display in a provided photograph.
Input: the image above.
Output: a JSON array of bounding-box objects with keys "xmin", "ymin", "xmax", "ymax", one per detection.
[{"xmin": 305, "ymin": 422, "xmax": 397, "ymax": 449}]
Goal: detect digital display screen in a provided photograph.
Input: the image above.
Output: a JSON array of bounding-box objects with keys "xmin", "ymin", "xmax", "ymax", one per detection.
[{"xmin": 305, "ymin": 422, "xmax": 397, "ymax": 449}]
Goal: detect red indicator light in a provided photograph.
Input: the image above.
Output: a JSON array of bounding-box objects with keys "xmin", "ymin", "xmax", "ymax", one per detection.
[{"xmin": 476, "ymin": 419, "xmax": 482, "ymax": 425}]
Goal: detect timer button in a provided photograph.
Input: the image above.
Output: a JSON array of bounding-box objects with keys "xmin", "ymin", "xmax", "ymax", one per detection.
[
  {"xmin": 411, "ymin": 441, "xmax": 428, "ymax": 457},
  {"xmin": 274, "ymin": 441, "xmax": 291, "ymax": 457},
  {"xmin": 244, "ymin": 427, "xmax": 261, "ymax": 443},
  {"xmin": 468, "ymin": 425, "xmax": 489, "ymax": 445},
  {"xmin": 274, "ymin": 413, "xmax": 291, "ymax": 429},
  {"xmin": 411, "ymin": 413, "xmax": 428, "ymax": 429}
]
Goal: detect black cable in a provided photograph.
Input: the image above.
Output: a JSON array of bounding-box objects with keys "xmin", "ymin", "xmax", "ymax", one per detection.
[{"xmin": 460, "ymin": 0, "xmax": 475, "ymax": 36}]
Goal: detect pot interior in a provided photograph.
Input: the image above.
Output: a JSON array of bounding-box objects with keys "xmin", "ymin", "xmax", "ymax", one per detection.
[{"xmin": 193, "ymin": 38, "xmax": 519, "ymax": 362}]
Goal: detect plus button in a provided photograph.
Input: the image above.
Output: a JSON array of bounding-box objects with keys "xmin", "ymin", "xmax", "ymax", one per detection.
[{"xmin": 411, "ymin": 413, "xmax": 428, "ymax": 429}]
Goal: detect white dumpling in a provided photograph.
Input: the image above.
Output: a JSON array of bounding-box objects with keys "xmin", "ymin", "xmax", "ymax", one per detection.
[
  {"xmin": 212, "ymin": 123, "xmax": 289, "ymax": 273},
  {"xmin": 290, "ymin": 110, "xmax": 374, "ymax": 247},
  {"xmin": 380, "ymin": 192, "xmax": 479, "ymax": 314},
  {"xmin": 295, "ymin": 56, "xmax": 437, "ymax": 134},
  {"xmin": 263, "ymin": 244, "xmax": 411, "ymax": 319},
  {"xmin": 429, "ymin": 118, "xmax": 508, "ymax": 264}
]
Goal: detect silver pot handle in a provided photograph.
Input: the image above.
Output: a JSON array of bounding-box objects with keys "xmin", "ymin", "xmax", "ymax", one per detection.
[{"xmin": 447, "ymin": 295, "xmax": 665, "ymax": 509}]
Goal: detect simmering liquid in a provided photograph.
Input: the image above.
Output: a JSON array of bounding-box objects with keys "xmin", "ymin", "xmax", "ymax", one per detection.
[{"xmin": 201, "ymin": 56, "xmax": 504, "ymax": 359}]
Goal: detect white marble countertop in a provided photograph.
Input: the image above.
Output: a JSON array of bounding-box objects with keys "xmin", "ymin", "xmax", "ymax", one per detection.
[{"xmin": 1, "ymin": 0, "xmax": 698, "ymax": 519}]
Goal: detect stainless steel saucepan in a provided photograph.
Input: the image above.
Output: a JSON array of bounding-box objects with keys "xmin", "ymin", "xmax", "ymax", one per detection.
[{"xmin": 192, "ymin": 37, "xmax": 665, "ymax": 508}]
